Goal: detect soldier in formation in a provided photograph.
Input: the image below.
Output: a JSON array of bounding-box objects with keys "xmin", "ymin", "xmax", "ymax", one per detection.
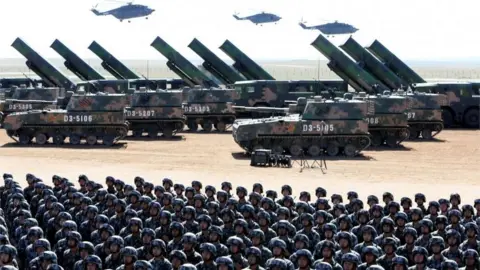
[{"xmin": 0, "ymin": 173, "xmax": 480, "ymax": 270}]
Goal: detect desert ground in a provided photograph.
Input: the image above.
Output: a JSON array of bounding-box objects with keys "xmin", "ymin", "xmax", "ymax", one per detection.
[{"xmin": 1, "ymin": 129, "xmax": 478, "ymax": 203}]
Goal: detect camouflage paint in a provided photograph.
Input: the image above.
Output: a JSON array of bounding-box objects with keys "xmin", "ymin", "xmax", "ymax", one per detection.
[
  {"xmin": 232, "ymin": 97, "xmax": 372, "ymax": 157},
  {"xmin": 151, "ymin": 36, "xmax": 218, "ymax": 88}
]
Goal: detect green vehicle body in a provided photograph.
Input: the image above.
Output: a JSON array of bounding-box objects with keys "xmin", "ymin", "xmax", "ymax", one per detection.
[
  {"xmin": 126, "ymin": 89, "xmax": 185, "ymax": 138},
  {"xmin": 232, "ymin": 96, "xmax": 373, "ymax": 157},
  {"xmin": 351, "ymin": 91, "xmax": 410, "ymax": 147},
  {"xmin": 182, "ymin": 88, "xmax": 237, "ymax": 132},
  {"xmin": 3, "ymin": 91, "xmax": 129, "ymax": 146},
  {"xmin": 367, "ymin": 40, "xmax": 479, "ymax": 128},
  {"xmin": 0, "ymin": 86, "xmax": 61, "ymax": 123},
  {"xmin": 392, "ymin": 90, "xmax": 446, "ymax": 139}
]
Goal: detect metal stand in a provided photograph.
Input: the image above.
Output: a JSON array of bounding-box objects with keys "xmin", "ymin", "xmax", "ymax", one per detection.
[{"xmin": 296, "ymin": 120, "xmax": 327, "ymax": 173}]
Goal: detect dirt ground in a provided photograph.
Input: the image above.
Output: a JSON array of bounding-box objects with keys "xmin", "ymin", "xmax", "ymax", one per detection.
[{"xmin": 0, "ymin": 129, "xmax": 478, "ymax": 203}]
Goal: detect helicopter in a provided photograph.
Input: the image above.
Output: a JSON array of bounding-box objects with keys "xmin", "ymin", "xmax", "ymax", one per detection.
[
  {"xmin": 91, "ymin": 0, "xmax": 155, "ymax": 23},
  {"xmin": 233, "ymin": 11, "xmax": 282, "ymax": 26},
  {"xmin": 299, "ymin": 19, "xmax": 359, "ymax": 37}
]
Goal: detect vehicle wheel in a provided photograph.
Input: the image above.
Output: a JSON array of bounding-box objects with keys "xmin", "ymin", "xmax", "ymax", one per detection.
[
  {"xmin": 35, "ymin": 133, "xmax": 48, "ymax": 145},
  {"xmin": 86, "ymin": 135, "xmax": 97, "ymax": 145},
  {"xmin": 442, "ymin": 109, "xmax": 454, "ymax": 128},
  {"xmin": 187, "ymin": 121, "xmax": 198, "ymax": 132},
  {"xmin": 202, "ymin": 121, "xmax": 213, "ymax": 132},
  {"xmin": 409, "ymin": 129, "xmax": 420, "ymax": 140},
  {"xmin": 421, "ymin": 129, "xmax": 433, "ymax": 140},
  {"xmin": 271, "ymin": 145, "xmax": 284, "ymax": 155},
  {"xmin": 463, "ymin": 108, "xmax": 479, "ymax": 128},
  {"xmin": 344, "ymin": 144, "xmax": 357, "ymax": 157},
  {"xmin": 103, "ymin": 135, "xmax": 115, "ymax": 146},
  {"xmin": 132, "ymin": 130, "xmax": 143, "ymax": 138},
  {"xmin": 19, "ymin": 134, "xmax": 31, "ymax": 145},
  {"xmin": 326, "ymin": 143, "xmax": 339, "ymax": 156},
  {"xmin": 53, "ymin": 134, "xmax": 65, "ymax": 145},
  {"xmin": 370, "ymin": 133, "xmax": 384, "ymax": 147},
  {"xmin": 385, "ymin": 136, "xmax": 398, "ymax": 147},
  {"xmin": 215, "ymin": 121, "xmax": 227, "ymax": 132},
  {"xmin": 148, "ymin": 129, "xmax": 158, "ymax": 138},
  {"xmin": 308, "ymin": 145, "xmax": 321, "ymax": 157},
  {"xmin": 289, "ymin": 144, "xmax": 303, "ymax": 157},
  {"xmin": 162, "ymin": 127, "xmax": 173, "ymax": 139},
  {"xmin": 69, "ymin": 134, "xmax": 81, "ymax": 145}
]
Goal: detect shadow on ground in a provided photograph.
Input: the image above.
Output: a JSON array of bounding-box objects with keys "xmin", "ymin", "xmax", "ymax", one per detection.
[
  {"xmin": 406, "ymin": 138, "xmax": 446, "ymax": 143},
  {"xmin": 1, "ymin": 142, "xmax": 127, "ymax": 149},
  {"xmin": 125, "ymin": 135, "xmax": 184, "ymax": 141},
  {"xmin": 231, "ymin": 152, "xmax": 375, "ymax": 161},
  {"xmin": 366, "ymin": 145, "xmax": 413, "ymax": 152}
]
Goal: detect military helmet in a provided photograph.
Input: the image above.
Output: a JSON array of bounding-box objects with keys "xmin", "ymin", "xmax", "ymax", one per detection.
[
  {"xmin": 151, "ymin": 239, "xmax": 167, "ymax": 253},
  {"xmin": 216, "ymin": 256, "xmax": 234, "ymax": 270},
  {"xmin": 134, "ymin": 260, "xmax": 153, "ymax": 270},
  {"xmin": 441, "ymin": 259, "xmax": 458, "ymax": 270},
  {"xmin": 314, "ymin": 262, "xmax": 333, "ymax": 270},
  {"xmin": 269, "ymin": 238, "xmax": 287, "ymax": 251},
  {"xmin": 429, "ymin": 236, "xmax": 445, "ymax": 250},
  {"xmin": 392, "ymin": 256, "xmax": 408, "ymax": 267},
  {"xmin": 342, "ymin": 252, "xmax": 360, "ymax": 265},
  {"xmin": 179, "ymin": 264, "xmax": 197, "ymax": 270},
  {"xmin": 246, "ymin": 246, "xmax": 262, "ymax": 257},
  {"xmin": 226, "ymin": 236, "xmax": 244, "ymax": 248},
  {"xmin": 170, "ymin": 250, "xmax": 187, "ymax": 263},
  {"xmin": 381, "ymin": 237, "xmax": 397, "ymax": 250},
  {"xmin": 46, "ymin": 264, "xmax": 64, "ymax": 270},
  {"xmin": 182, "ymin": 232, "xmax": 197, "ymax": 244},
  {"xmin": 463, "ymin": 249, "xmax": 479, "ymax": 262},
  {"xmin": 199, "ymin": 243, "xmax": 217, "ymax": 256},
  {"xmin": 85, "ymin": 255, "xmax": 102, "ymax": 269},
  {"xmin": 79, "ymin": 241, "xmax": 95, "ymax": 254},
  {"xmin": 34, "ymin": 238, "xmax": 51, "ymax": 250},
  {"xmin": 295, "ymin": 249, "xmax": 314, "ymax": 264},
  {"xmin": 66, "ymin": 231, "xmax": 82, "ymax": 243},
  {"xmin": 268, "ymin": 258, "xmax": 288, "ymax": 269},
  {"xmin": 0, "ymin": 245, "xmax": 17, "ymax": 258},
  {"xmin": 109, "ymin": 235, "xmax": 124, "ymax": 247},
  {"xmin": 362, "ymin": 246, "xmax": 380, "ymax": 258},
  {"xmin": 40, "ymin": 251, "xmax": 58, "ymax": 263},
  {"xmin": 412, "ymin": 246, "xmax": 429, "ymax": 261},
  {"xmin": 121, "ymin": 246, "xmax": 138, "ymax": 258}
]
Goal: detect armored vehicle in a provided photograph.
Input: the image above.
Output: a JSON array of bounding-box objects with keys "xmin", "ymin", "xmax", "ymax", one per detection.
[
  {"xmin": 3, "ymin": 91, "xmax": 129, "ymax": 146},
  {"xmin": 183, "ymin": 88, "xmax": 237, "ymax": 132},
  {"xmin": 392, "ymin": 90, "xmax": 445, "ymax": 140},
  {"xmin": 351, "ymin": 91, "xmax": 410, "ymax": 147},
  {"xmin": 0, "ymin": 86, "xmax": 61, "ymax": 123},
  {"xmin": 232, "ymin": 96, "xmax": 373, "ymax": 157},
  {"xmin": 127, "ymin": 89, "xmax": 185, "ymax": 138}
]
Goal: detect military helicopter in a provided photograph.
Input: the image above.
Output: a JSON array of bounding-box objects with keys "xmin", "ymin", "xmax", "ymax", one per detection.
[
  {"xmin": 299, "ymin": 19, "xmax": 359, "ymax": 37},
  {"xmin": 91, "ymin": 0, "xmax": 155, "ymax": 23},
  {"xmin": 233, "ymin": 11, "xmax": 282, "ymax": 25}
]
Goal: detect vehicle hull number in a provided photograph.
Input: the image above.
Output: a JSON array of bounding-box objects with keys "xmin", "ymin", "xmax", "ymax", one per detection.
[
  {"xmin": 183, "ymin": 105, "xmax": 211, "ymax": 113},
  {"xmin": 366, "ymin": 117, "xmax": 379, "ymax": 124},
  {"xmin": 407, "ymin": 112, "xmax": 416, "ymax": 119},
  {"xmin": 8, "ymin": 104, "xmax": 33, "ymax": 110},
  {"xmin": 125, "ymin": 110, "xmax": 155, "ymax": 117},
  {"xmin": 64, "ymin": 115, "xmax": 93, "ymax": 123},
  {"xmin": 303, "ymin": 124, "xmax": 334, "ymax": 133}
]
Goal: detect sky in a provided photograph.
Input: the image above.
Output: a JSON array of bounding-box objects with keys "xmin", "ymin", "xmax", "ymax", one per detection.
[{"xmin": 0, "ymin": 0, "xmax": 479, "ymax": 62}]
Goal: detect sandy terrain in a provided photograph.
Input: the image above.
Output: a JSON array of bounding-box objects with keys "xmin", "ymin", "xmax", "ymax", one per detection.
[{"xmin": 0, "ymin": 129, "xmax": 479, "ymax": 203}]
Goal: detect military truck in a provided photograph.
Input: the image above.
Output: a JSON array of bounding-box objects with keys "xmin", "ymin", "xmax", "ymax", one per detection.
[
  {"xmin": 392, "ymin": 90, "xmax": 445, "ymax": 140},
  {"xmin": 351, "ymin": 91, "xmax": 410, "ymax": 147},
  {"xmin": 0, "ymin": 86, "xmax": 61, "ymax": 123},
  {"xmin": 3, "ymin": 91, "xmax": 129, "ymax": 146},
  {"xmin": 232, "ymin": 96, "xmax": 373, "ymax": 157},
  {"xmin": 126, "ymin": 89, "xmax": 185, "ymax": 138},
  {"xmin": 182, "ymin": 88, "xmax": 237, "ymax": 132}
]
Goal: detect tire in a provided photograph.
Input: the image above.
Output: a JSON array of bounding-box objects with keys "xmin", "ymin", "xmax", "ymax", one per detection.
[
  {"xmin": 463, "ymin": 108, "xmax": 479, "ymax": 128},
  {"xmin": 86, "ymin": 135, "xmax": 97, "ymax": 145},
  {"xmin": 35, "ymin": 133, "xmax": 48, "ymax": 145}
]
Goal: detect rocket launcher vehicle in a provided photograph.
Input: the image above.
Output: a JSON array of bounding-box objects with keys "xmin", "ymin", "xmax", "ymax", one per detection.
[{"xmin": 88, "ymin": 41, "xmax": 141, "ymax": 80}]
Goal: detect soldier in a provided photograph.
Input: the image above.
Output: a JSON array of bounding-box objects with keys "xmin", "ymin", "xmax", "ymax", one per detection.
[
  {"xmin": 196, "ymin": 215, "xmax": 212, "ymax": 244},
  {"xmin": 181, "ymin": 233, "xmax": 202, "ymax": 265},
  {"xmin": 31, "ymin": 251, "xmax": 57, "ymax": 270},
  {"xmin": 245, "ymin": 247, "xmax": 266, "ymax": 270},
  {"xmin": 137, "ymin": 228, "xmax": 155, "ymax": 261},
  {"xmin": 312, "ymin": 241, "xmax": 342, "ymax": 270},
  {"xmin": 0, "ymin": 245, "xmax": 18, "ymax": 268},
  {"xmin": 173, "ymin": 184, "xmax": 186, "ymax": 202},
  {"xmin": 414, "ymin": 193, "xmax": 428, "ymax": 216},
  {"xmin": 377, "ymin": 237, "xmax": 399, "ymax": 270},
  {"xmin": 90, "ymin": 215, "xmax": 110, "ymax": 245},
  {"xmin": 206, "ymin": 202, "xmax": 223, "ymax": 227},
  {"xmin": 447, "ymin": 210, "xmax": 466, "ymax": 241},
  {"xmin": 234, "ymin": 219, "xmax": 253, "ymax": 248},
  {"xmin": 367, "ymin": 205, "xmax": 384, "ymax": 234},
  {"xmin": 432, "ymin": 215, "xmax": 448, "ymax": 241},
  {"xmin": 425, "ymin": 201, "xmax": 440, "ymax": 225},
  {"xmin": 226, "ymin": 236, "xmax": 248, "ymax": 269},
  {"xmin": 460, "ymin": 223, "xmax": 480, "ymax": 252},
  {"xmin": 27, "ymin": 238, "xmax": 50, "ymax": 265},
  {"xmin": 110, "ymin": 199, "xmax": 128, "ymax": 234},
  {"xmin": 297, "ymin": 213, "xmax": 321, "ymax": 248},
  {"xmin": 240, "ymin": 205, "xmax": 259, "ymax": 231},
  {"xmin": 334, "ymin": 232, "xmax": 359, "ymax": 264},
  {"xmin": 397, "ymin": 227, "xmax": 418, "ymax": 266},
  {"xmin": 62, "ymin": 231, "xmax": 82, "ymax": 269},
  {"xmin": 79, "ymin": 205, "xmax": 98, "ymax": 242},
  {"xmin": 357, "ymin": 246, "xmax": 380, "ymax": 270},
  {"xmin": 292, "ymin": 234, "xmax": 309, "ymax": 255},
  {"xmin": 182, "ymin": 206, "xmax": 199, "ymax": 234},
  {"xmin": 117, "ymin": 246, "xmax": 138, "ymax": 270},
  {"xmin": 395, "ymin": 212, "xmax": 409, "ymax": 245},
  {"xmin": 162, "ymin": 193, "xmax": 174, "ymax": 213},
  {"xmin": 138, "ymin": 196, "xmax": 153, "ymax": 221},
  {"xmin": 392, "ymin": 256, "xmax": 409, "ymax": 270},
  {"xmin": 461, "ymin": 205, "xmax": 476, "ymax": 226},
  {"xmin": 103, "ymin": 194, "xmax": 117, "ymax": 217},
  {"xmin": 167, "ymin": 222, "xmax": 184, "ymax": 254},
  {"xmin": 124, "ymin": 218, "xmax": 143, "ymax": 248},
  {"xmin": 439, "ymin": 199, "xmax": 451, "ymax": 216},
  {"xmin": 271, "ymin": 221, "xmax": 294, "ymax": 254},
  {"xmin": 265, "ymin": 238, "xmax": 294, "ymax": 270},
  {"xmin": 104, "ymin": 236, "xmax": 124, "ymax": 269},
  {"xmin": 149, "ymin": 239, "xmax": 172, "ymax": 270},
  {"xmin": 375, "ymin": 217, "xmax": 401, "ymax": 247},
  {"xmin": 426, "ymin": 236, "xmax": 447, "ymax": 269},
  {"xmin": 414, "ymin": 219, "xmax": 434, "ymax": 249},
  {"xmin": 208, "ymin": 225, "xmax": 229, "ymax": 257},
  {"xmin": 341, "ymin": 253, "xmax": 360, "ymax": 270},
  {"xmin": 145, "ymin": 202, "xmax": 163, "ymax": 230},
  {"xmin": 442, "ymin": 230, "xmax": 463, "ymax": 267},
  {"xmin": 73, "ymin": 241, "xmax": 95, "ymax": 270},
  {"xmin": 195, "ymin": 243, "xmax": 216, "ymax": 270},
  {"xmin": 215, "ymin": 256, "xmax": 234, "ymax": 270},
  {"xmin": 400, "ymin": 197, "xmax": 413, "ymax": 221},
  {"xmin": 172, "ymin": 199, "xmax": 185, "ymax": 222},
  {"xmin": 135, "ymin": 260, "xmax": 153, "ymax": 270},
  {"xmin": 441, "ymin": 260, "xmax": 459, "ymax": 270},
  {"xmin": 460, "ymin": 249, "xmax": 479, "ymax": 270},
  {"xmin": 292, "ymin": 249, "xmax": 314, "ymax": 270},
  {"xmin": 406, "ymin": 208, "xmax": 424, "ymax": 235},
  {"xmin": 257, "ymin": 211, "xmax": 277, "ymax": 244},
  {"xmin": 169, "ymin": 250, "xmax": 187, "ymax": 270},
  {"xmin": 85, "ymin": 255, "xmax": 103, "ymax": 270}
]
